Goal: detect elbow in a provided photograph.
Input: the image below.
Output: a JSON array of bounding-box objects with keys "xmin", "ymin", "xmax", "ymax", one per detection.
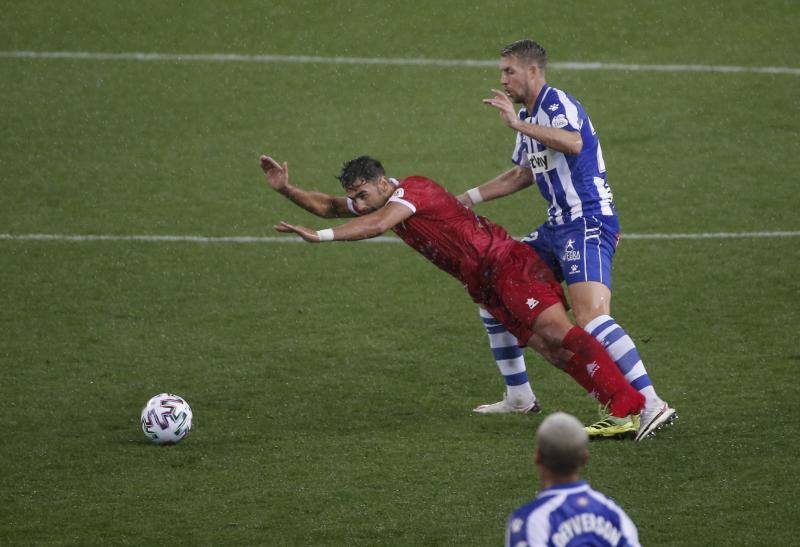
[
  {"xmin": 567, "ymin": 137, "xmax": 583, "ymax": 156},
  {"xmin": 319, "ymin": 203, "xmax": 340, "ymax": 219}
]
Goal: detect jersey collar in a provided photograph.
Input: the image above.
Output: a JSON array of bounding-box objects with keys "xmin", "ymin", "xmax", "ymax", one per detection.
[
  {"xmin": 537, "ymin": 480, "xmax": 588, "ymax": 497},
  {"xmin": 524, "ymin": 83, "xmax": 551, "ymax": 120}
]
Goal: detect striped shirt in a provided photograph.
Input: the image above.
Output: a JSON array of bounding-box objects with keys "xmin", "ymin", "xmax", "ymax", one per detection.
[
  {"xmin": 512, "ymin": 84, "xmax": 615, "ymax": 225},
  {"xmin": 506, "ymin": 481, "xmax": 640, "ymax": 547}
]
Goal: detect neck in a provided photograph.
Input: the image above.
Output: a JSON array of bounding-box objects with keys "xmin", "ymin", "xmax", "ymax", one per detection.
[
  {"xmin": 540, "ymin": 469, "xmax": 581, "ymax": 490},
  {"xmin": 525, "ymin": 79, "xmax": 547, "ymax": 113}
]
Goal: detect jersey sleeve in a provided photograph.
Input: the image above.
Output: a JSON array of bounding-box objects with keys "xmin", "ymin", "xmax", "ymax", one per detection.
[
  {"xmin": 505, "ymin": 513, "xmax": 525, "ymax": 547},
  {"xmin": 345, "ymin": 197, "xmax": 364, "ymax": 216},
  {"xmin": 386, "ymin": 179, "xmax": 428, "ymax": 214},
  {"xmin": 542, "ymin": 89, "xmax": 582, "ymax": 132}
]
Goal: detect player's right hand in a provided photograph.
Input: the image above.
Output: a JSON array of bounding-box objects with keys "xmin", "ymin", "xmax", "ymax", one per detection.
[
  {"xmin": 260, "ymin": 155, "xmax": 289, "ymax": 192},
  {"xmin": 274, "ymin": 221, "xmax": 320, "ymax": 242}
]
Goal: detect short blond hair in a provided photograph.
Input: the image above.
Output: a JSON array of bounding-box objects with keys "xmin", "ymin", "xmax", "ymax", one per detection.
[
  {"xmin": 501, "ymin": 39, "xmax": 547, "ymax": 70},
  {"xmin": 536, "ymin": 412, "xmax": 588, "ymax": 475}
]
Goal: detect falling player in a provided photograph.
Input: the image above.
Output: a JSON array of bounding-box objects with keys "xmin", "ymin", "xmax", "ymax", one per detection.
[
  {"xmin": 259, "ymin": 153, "xmax": 649, "ymax": 435},
  {"xmin": 458, "ymin": 39, "xmax": 676, "ymax": 440}
]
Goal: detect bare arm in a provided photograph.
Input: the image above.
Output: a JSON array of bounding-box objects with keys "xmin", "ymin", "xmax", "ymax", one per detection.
[
  {"xmin": 483, "ymin": 89, "xmax": 583, "ymax": 155},
  {"xmin": 259, "ymin": 155, "xmax": 353, "ymax": 218},
  {"xmin": 457, "ymin": 165, "xmax": 533, "ymax": 207},
  {"xmin": 275, "ymin": 202, "xmax": 414, "ymax": 242}
]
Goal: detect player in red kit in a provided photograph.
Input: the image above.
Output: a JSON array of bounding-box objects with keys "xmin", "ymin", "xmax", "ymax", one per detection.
[{"xmin": 260, "ymin": 154, "xmax": 645, "ymax": 423}]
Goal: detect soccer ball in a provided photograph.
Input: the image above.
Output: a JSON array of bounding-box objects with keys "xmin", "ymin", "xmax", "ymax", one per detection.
[{"xmin": 140, "ymin": 393, "xmax": 193, "ymax": 444}]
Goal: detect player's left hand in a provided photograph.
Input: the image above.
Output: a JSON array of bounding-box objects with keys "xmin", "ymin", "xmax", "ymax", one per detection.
[
  {"xmin": 274, "ymin": 221, "xmax": 320, "ymax": 242},
  {"xmin": 260, "ymin": 155, "xmax": 290, "ymax": 192},
  {"xmin": 455, "ymin": 192, "xmax": 474, "ymax": 208},
  {"xmin": 483, "ymin": 89, "xmax": 519, "ymax": 129}
]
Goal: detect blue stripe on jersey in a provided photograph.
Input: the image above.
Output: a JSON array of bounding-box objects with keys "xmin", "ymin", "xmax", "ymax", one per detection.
[
  {"xmin": 511, "ymin": 84, "xmax": 615, "ymax": 225},
  {"xmin": 540, "ymin": 165, "xmax": 571, "ymax": 223},
  {"xmin": 506, "ymin": 481, "xmax": 640, "ymax": 547}
]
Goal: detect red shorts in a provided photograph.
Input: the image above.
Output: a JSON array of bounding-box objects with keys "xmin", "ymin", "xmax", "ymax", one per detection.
[{"xmin": 478, "ymin": 243, "xmax": 567, "ymax": 346}]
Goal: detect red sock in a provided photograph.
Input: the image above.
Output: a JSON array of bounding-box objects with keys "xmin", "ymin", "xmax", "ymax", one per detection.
[
  {"xmin": 561, "ymin": 327, "xmax": 645, "ymax": 417},
  {"xmin": 563, "ymin": 354, "xmax": 598, "ymax": 397}
]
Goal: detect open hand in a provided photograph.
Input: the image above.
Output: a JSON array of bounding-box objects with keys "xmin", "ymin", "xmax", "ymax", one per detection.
[
  {"xmin": 260, "ymin": 155, "xmax": 289, "ymax": 192},
  {"xmin": 482, "ymin": 89, "xmax": 519, "ymax": 129},
  {"xmin": 274, "ymin": 221, "xmax": 320, "ymax": 242}
]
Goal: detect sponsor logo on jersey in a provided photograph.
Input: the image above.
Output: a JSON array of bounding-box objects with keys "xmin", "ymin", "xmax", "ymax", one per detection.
[
  {"xmin": 569, "ymin": 264, "xmax": 581, "ymax": 275},
  {"xmin": 526, "ymin": 150, "xmax": 552, "ymax": 174},
  {"xmin": 548, "ymin": 103, "xmax": 560, "ymax": 112},
  {"xmin": 526, "ymin": 298, "xmax": 539, "ymax": 309},
  {"xmin": 393, "ymin": 188, "xmax": 405, "ymax": 198},
  {"xmin": 586, "ymin": 362, "xmax": 599, "ymax": 377},
  {"xmin": 551, "ymin": 114, "xmax": 569, "ymax": 128},
  {"xmin": 511, "ymin": 518, "xmax": 524, "ymax": 533}
]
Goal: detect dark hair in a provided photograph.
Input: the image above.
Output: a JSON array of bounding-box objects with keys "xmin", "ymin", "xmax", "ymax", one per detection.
[
  {"xmin": 336, "ymin": 156, "xmax": 386, "ymax": 189},
  {"xmin": 501, "ymin": 39, "xmax": 547, "ymax": 69}
]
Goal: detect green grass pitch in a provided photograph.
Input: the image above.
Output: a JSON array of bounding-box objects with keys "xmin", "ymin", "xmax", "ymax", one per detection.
[{"xmin": 1, "ymin": 1, "xmax": 799, "ymax": 545}]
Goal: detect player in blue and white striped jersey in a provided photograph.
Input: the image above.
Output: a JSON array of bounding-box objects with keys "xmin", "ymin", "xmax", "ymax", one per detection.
[
  {"xmin": 506, "ymin": 412, "xmax": 640, "ymax": 547},
  {"xmin": 460, "ymin": 40, "xmax": 675, "ymax": 441}
]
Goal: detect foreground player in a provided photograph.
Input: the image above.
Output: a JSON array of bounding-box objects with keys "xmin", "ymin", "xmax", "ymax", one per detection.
[
  {"xmin": 458, "ymin": 39, "xmax": 676, "ymax": 440},
  {"xmin": 260, "ymin": 153, "xmax": 647, "ymax": 427},
  {"xmin": 505, "ymin": 412, "xmax": 641, "ymax": 546}
]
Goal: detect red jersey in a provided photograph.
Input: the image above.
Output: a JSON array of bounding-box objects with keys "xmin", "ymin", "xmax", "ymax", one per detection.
[
  {"xmin": 370, "ymin": 176, "xmax": 519, "ymax": 299},
  {"xmin": 347, "ymin": 175, "xmax": 566, "ymax": 343}
]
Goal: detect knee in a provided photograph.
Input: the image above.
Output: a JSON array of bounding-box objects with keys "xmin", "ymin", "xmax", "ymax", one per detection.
[
  {"xmin": 573, "ymin": 309, "xmax": 599, "ymax": 328},
  {"xmin": 573, "ymin": 303, "xmax": 610, "ymax": 328},
  {"xmin": 569, "ymin": 283, "xmax": 611, "ymax": 327},
  {"xmin": 534, "ymin": 315, "xmax": 573, "ymax": 348}
]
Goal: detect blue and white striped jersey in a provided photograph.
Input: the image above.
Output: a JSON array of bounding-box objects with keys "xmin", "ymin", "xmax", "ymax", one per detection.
[
  {"xmin": 512, "ymin": 85, "xmax": 615, "ymax": 225},
  {"xmin": 506, "ymin": 481, "xmax": 640, "ymax": 547}
]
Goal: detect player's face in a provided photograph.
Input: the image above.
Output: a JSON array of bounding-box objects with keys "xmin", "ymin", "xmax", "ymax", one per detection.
[
  {"xmin": 347, "ymin": 177, "xmax": 390, "ymax": 213},
  {"xmin": 499, "ymin": 56, "xmax": 535, "ymax": 104}
]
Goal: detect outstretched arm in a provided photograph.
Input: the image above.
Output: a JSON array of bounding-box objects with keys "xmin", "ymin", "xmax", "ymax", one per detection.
[
  {"xmin": 276, "ymin": 202, "xmax": 413, "ymax": 243},
  {"xmin": 260, "ymin": 155, "xmax": 353, "ymax": 218},
  {"xmin": 457, "ymin": 165, "xmax": 533, "ymax": 207}
]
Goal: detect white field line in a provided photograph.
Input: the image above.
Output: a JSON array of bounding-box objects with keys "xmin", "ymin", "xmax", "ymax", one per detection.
[
  {"xmin": 1, "ymin": 50, "xmax": 799, "ymax": 75},
  {"xmin": 1, "ymin": 232, "xmax": 798, "ymax": 244}
]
